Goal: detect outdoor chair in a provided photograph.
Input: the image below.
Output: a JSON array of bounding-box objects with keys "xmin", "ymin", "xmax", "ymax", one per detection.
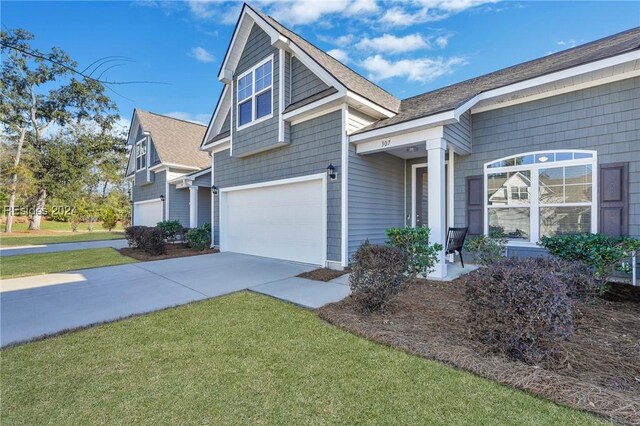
[{"xmin": 446, "ymin": 227, "xmax": 469, "ymax": 268}]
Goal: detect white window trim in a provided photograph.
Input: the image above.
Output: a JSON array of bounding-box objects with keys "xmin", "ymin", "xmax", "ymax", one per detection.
[
  {"xmin": 135, "ymin": 137, "xmax": 147, "ymax": 171},
  {"xmin": 483, "ymin": 149, "xmax": 598, "ymax": 246},
  {"xmin": 236, "ymin": 55, "xmax": 274, "ymax": 131}
]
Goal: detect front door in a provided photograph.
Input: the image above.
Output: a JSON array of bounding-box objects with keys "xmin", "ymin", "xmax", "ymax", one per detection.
[{"xmin": 413, "ymin": 165, "xmax": 448, "ymax": 228}]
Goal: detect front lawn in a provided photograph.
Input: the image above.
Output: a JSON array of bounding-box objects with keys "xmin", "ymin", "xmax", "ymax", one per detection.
[
  {"xmin": 1, "ymin": 292, "xmax": 601, "ymax": 425},
  {"xmin": 0, "ymin": 231, "xmax": 124, "ymax": 247},
  {"xmin": 0, "ymin": 248, "xmax": 137, "ymax": 279}
]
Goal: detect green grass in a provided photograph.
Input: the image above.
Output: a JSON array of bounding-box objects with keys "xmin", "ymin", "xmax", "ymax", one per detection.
[
  {"xmin": 5, "ymin": 219, "xmax": 125, "ymax": 233},
  {"xmin": 0, "ymin": 248, "xmax": 137, "ymax": 279},
  {"xmin": 1, "ymin": 292, "xmax": 603, "ymax": 425},
  {"xmin": 0, "ymin": 231, "xmax": 124, "ymax": 247}
]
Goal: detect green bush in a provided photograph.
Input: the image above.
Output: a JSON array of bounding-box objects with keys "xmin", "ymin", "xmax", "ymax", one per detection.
[
  {"xmin": 464, "ymin": 233, "xmax": 507, "ymax": 266},
  {"xmin": 185, "ymin": 224, "xmax": 211, "ymax": 251},
  {"xmin": 156, "ymin": 220, "xmax": 183, "ymax": 241},
  {"xmin": 464, "ymin": 257, "xmax": 574, "ymax": 366},
  {"xmin": 100, "ymin": 208, "xmax": 118, "ymax": 231},
  {"xmin": 350, "ymin": 241, "xmax": 408, "ymax": 312},
  {"xmin": 539, "ymin": 233, "xmax": 640, "ymax": 284},
  {"xmin": 386, "ymin": 226, "xmax": 443, "ymax": 278}
]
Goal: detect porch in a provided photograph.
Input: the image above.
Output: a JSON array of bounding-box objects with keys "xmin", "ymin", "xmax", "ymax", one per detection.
[{"xmin": 350, "ymin": 124, "xmax": 472, "ymax": 279}]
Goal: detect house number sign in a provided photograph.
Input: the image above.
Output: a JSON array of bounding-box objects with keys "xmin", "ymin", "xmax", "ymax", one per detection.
[{"xmin": 381, "ymin": 139, "xmax": 391, "ymax": 147}]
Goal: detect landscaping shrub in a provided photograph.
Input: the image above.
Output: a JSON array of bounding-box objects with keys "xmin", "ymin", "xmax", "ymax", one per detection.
[
  {"xmin": 185, "ymin": 224, "xmax": 211, "ymax": 251},
  {"xmin": 100, "ymin": 208, "xmax": 118, "ymax": 231},
  {"xmin": 138, "ymin": 227, "xmax": 166, "ymax": 255},
  {"xmin": 350, "ymin": 241, "xmax": 408, "ymax": 312},
  {"xmin": 386, "ymin": 226, "xmax": 443, "ymax": 278},
  {"xmin": 530, "ymin": 257, "xmax": 597, "ymax": 301},
  {"xmin": 464, "ymin": 257, "xmax": 573, "ymax": 366},
  {"xmin": 539, "ymin": 233, "xmax": 640, "ymax": 284},
  {"xmin": 124, "ymin": 226, "xmax": 148, "ymax": 248},
  {"xmin": 464, "ymin": 232, "xmax": 507, "ymax": 266},
  {"xmin": 156, "ymin": 220, "xmax": 183, "ymax": 242}
]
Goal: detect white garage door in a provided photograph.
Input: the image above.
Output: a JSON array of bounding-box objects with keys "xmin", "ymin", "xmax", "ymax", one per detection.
[
  {"xmin": 220, "ymin": 176, "xmax": 325, "ymax": 265},
  {"xmin": 133, "ymin": 200, "xmax": 163, "ymax": 226}
]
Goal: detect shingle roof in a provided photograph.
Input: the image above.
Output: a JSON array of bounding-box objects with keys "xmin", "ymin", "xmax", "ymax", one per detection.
[
  {"xmin": 252, "ymin": 6, "xmax": 401, "ymax": 113},
  {"xmin": 136, "ymin": 110, "xmax": 210, "ymax": 169},
  {"xmin": 354, "ymin": 26, "xmax": 640, "ymax": 135}
]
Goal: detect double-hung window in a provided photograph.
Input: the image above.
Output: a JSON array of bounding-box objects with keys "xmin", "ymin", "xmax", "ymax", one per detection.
[
  {"xmin": 135, "ymin": 138, "xmax": 147, "ymax": 170},
  {"xmin": 485, "ymin": 150, "xmax": 596, "ymax": 243},
  {"xmin": 237, "ymin": 56, "xmax": 273, "ymax": 129}
]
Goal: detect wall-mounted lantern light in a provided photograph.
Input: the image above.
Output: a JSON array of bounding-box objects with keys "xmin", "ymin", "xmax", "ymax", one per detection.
[
  {"xmin": 327, "ymin": 163, "xmax": 337, "ymax": 181},
  {"xmin": 160, "ymin": 194, "xmax": 165, "ymax": 203},
  {"xmin": 211, "ymin": 185, "xmax": 219, "ymax": 195}
]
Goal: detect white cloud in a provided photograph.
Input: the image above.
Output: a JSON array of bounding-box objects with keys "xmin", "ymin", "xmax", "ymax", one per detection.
[
  {"xmin": 268, "ymin": 0, "xmax": 378, "ymax": 26},
  {"xmin": 327, "ymin": 48, "xmax": 349, "ymax": 63},
  {"xmin": 186, "ymin": 1, "xmax": 241, "ymax": 24},
  {"xmin": 164, "ymin": 112, "xmax": 210, "ymax": 125},
  {"xmin": 557, "ymin": 39, "xmax": 582, "ymax": 48},
  {"xmin": 356, "ymin": 33, "xmax": 454, "ymax": 53},
  {"xmin": 345, "ymin": 0, "xmax": 378, "ymax": 15},
  {"xmin": 336, "ymin": 34, "xmax": 355, "ymax": 46},
  {"xmin": 435, "ymin": 35, "xmax": 449, "ymax": 48},
  {"xmin": 189, "ymin": 46, "xmax": 215, "ymax": 63},
  {"xmin": 360, "ymin": 54, "xmax": 466, "ymax": 83},
  {"xmin": 381, "ymin": 0, "xmax": 497, "ymax": 27}
]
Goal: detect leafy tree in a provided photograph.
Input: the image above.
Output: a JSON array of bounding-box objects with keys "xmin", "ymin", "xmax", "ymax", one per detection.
[{"xmin": 1, "ymin": 28, "xmax": 118, "ymax": 232}]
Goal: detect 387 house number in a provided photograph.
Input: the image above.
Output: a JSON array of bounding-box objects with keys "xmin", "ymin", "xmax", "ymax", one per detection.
[{"xmin": 381, "ymin": 139, "xmax": 392, "ymax": 147}]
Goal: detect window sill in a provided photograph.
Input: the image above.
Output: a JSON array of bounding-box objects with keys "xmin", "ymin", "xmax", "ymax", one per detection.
[{"xmin": 236, "ymin": 113, "xmax": 273, "ymax": 132}]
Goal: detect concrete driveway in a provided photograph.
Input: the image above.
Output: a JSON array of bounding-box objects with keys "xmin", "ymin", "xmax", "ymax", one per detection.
[{"xmin": 0, "ymin": 253, "xmax": 350, "ymax": 347}]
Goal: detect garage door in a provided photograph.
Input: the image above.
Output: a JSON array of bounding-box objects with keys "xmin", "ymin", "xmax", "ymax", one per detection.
[
  {"xmin": 133, "ymin": 200, "xmax": 163, "ymax": 226},
  {"xmin": 220, "ymin": 177, "xmax": 325, "ymax": 265}
]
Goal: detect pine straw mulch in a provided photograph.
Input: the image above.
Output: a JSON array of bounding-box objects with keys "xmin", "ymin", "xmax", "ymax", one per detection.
[
  {"xmin": 119, "ymin": 243, "xmax": 218, "ymax": 261},
  {"xmin": 317, "ymin": 280, "xmax": 640, "ymax": 425},
  {"xmin": 297, "ymin": 268, "xmax": 350, "ymax": 282}
]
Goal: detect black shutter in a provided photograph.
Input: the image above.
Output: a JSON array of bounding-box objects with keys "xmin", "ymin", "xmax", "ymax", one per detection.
[
  {"xmin": 466, "ymin": 175, "xmax": 484, "ymax": 236},
  {"xmin": 599, "ymin": 162, "xmax": 628, "ymax": 237}
]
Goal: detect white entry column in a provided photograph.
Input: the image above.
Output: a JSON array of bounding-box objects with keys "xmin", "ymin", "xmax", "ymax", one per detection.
[
  {"xmin": 189, "ymin": 185, "xmax": 198, "ymax": 228},
  {"xmin": 426, "ymin": 138, "xmax": 448, "ymax": 279}
]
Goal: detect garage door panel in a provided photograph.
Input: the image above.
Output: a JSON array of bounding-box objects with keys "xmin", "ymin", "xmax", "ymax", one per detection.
[
  {"xmin": 133, "ymin": 201, "xmax": 163, "ymax": 227},
  {"xmin": 221, "ymin": 178, "xmax": 324, "ymax": 265}
]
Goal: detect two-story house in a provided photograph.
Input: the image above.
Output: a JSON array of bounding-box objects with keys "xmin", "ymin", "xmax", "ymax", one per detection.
[
  {"xmin": 126, "ymin": 109, "xmax": 212, "ymax": 228},
  {"xmin": 200, "ymin": 4, "xmax": 639, "ymax": 278}
]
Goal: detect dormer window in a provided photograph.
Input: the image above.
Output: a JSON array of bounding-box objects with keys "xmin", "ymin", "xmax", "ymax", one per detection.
[
  {"xmin": 135, "ymin": 138, "xmax": 147, "ymax": 170},
  {"xmin": 237, "ymin": 56, "xmax": 273, "ymax": 129}
]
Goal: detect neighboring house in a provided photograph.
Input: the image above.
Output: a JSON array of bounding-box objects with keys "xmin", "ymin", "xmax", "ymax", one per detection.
[
  {"xmin": 125, "ymin": 109, "xmax": 212, "ymax": 228},
  {"xmin": 200, "ymin": 4, "xmax": 639, "ymax": 277}
]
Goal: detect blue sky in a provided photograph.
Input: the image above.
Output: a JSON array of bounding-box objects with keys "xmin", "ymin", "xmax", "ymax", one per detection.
[{"xmin": 3, "ymin": 1, "xmax": 639, "ymax": 128}]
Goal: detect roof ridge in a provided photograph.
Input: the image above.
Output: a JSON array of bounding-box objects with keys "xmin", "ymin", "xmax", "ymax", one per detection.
[
  {"xmin": 138, "ymin": 109, "xmax": 207, "ymax": 127},
  {"xmin": 401, "ymin": 26, "xmax": 640, "ymax": 104}
]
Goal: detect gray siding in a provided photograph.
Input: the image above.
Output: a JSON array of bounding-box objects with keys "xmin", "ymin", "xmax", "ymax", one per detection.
[
  {"xmin": 197, "ymin": 188, "xmax": 211, "ymax": 226},
  {"xmin": 348, "ymin": 148, "xmax": 405, "ymax": 258},
  {"xmin": 214, "ymin": 110, "xmax": 343, "ymax": 261},
  {"xmin": 453, "ymin": 77, "xmax": 640, "ymax": 240},
  {"xmin": 232, "ymin": 25, "xmax": 281, "ymax": 157},
  {"xmin": 168, "ymin": 184, "xmax": 189, "ymax": 226},
  {"xmin": 133, "ymin": 170, "xmax": 165, "ymax": 203},
  {"xmin": 290, "ymin": 57, "xmax": 329, "ymax": 104},
  {"xmin": 220, "ymin": 111, "xmax": 230, "ymax": 134},
  {"xmin": 444, "ymin": 110, "xmax": 472, "ymax": 153}
]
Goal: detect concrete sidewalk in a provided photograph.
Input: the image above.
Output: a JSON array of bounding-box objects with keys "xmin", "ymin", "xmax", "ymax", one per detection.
[
  {"xmin": 0, "ymin": 253, "xmax": 351, "ymax": 347},
  {"xmin": 0, "ymin": 239, "xmax": 129, "ymax": 257}
]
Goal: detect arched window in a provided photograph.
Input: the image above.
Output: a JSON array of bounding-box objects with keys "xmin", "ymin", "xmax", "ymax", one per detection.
[{"xmin": 484, "ymin": 150, "xmax": 597, "ymax": 244}]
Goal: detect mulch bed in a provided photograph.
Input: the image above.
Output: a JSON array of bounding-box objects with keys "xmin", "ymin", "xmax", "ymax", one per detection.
[
  {"xmin": 297, "ymin": 268, "xmax": 350, "ymax": 282},
  {"xmin": 317, "ymin": 279, "xmax": 640, "ymax": 425},
  {"xmin": 119, "ymin": 243, "xmax": 218, "ymax": 261}
]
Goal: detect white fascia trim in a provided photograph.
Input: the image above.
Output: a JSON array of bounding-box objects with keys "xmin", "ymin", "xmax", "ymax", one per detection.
[
  {"xmin": 188, "ymin": 167, "xmax": 212, "ymax": 179},
  {"xmin": 202, "ymin": 136, "xmax": 231, "ymax": 152},
  {"xmin": 284, "ymin": 42, "xmax": 343, "ymax": 90},
  {"xmin": 202, "ymin": 85, "xmax": 230, "ymax": 148},
  {"xmin": 340, "ymin": 105, "xmax": 349, "ymax": 267},
  {"xmin": 126, "ymin": 113, "xmax": 141, "ymax": 146},
  {"xmin": 218, "ymin": 10, "xmax": 266, "ymax": 81},
  {"xmin": 220, "ymin": 173, "xmax": 326, "ymax": 193},
  {"xmin": 148, "ymin": 162, "xmax": 200, "ymax": 172},
  {"xmin": 471, "ymin": 68, "xmax": 640, "ymax": 114},
  {"xmin": 346, "ymin": 91, "xmax": 396, "ymax": 118},
  {"xmin": 278, "ymin": 48, "xmax": 285, "ymax": 143},
  {"xmin": 349, "ymin": 110, "xmax": 456, "ymax": 143},
  {"xmin": 282, "ymin": 91, "xmax": 345, "ymax": 122},
  {"xmin": 355, "ymin": 126, "xmax": 445, "ymax": 155},
  {"xmin": 455, "ymin": 50, "xmax": 640, "ymax": 119}
]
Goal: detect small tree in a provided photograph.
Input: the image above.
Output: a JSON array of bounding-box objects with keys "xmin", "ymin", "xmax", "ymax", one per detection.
[{"xmin": 386, "ymin": 226, "xmax": 443, "ymax": 279}]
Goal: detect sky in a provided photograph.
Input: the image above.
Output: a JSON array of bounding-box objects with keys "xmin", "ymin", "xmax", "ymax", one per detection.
[{"xmin": 3, "ymin": 0, "xmax": 640, "ymax": 129}]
